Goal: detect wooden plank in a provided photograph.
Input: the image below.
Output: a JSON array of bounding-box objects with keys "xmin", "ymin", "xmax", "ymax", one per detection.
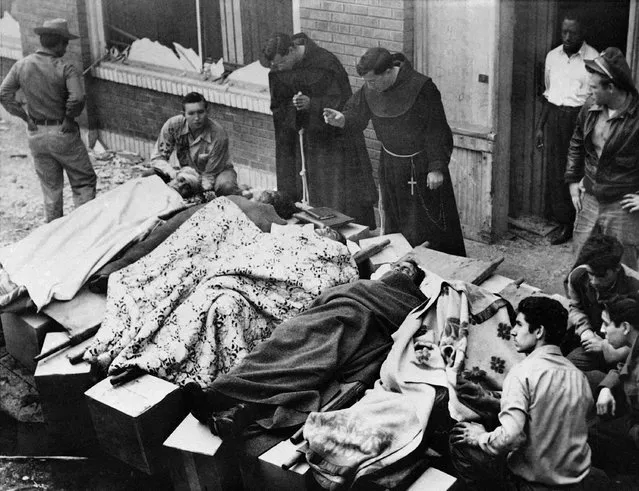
[
  {"xmin": 401, "ymin": 243, "xmax": 504, "ymax": 285},
  {"xmin": 496, "ymin": 281, "xmax": 541, "ymax": 309},
  {"xmin": 407, "ymin": 466, "xmax": 456, "ymax": 490},
  {"xmin": 42, "ymin": 287, "xmax": 106, "ymax": 337},
  {"xmin": 359, "ymin": 234, "xmax": 413, "ymax": 270}
]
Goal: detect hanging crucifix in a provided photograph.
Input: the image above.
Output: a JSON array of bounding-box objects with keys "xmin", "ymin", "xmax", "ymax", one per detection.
[{"xmin": 408, "ymin": 163, "xmax": 417, "ymax": 196}]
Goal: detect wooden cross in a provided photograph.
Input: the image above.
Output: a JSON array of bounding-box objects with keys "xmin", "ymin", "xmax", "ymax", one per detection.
[{"xmin": 408, "ymin": 176, "xmax": 417, "ymax": 195}]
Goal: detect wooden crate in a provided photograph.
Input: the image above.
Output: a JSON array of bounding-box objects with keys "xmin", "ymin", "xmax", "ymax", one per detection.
[
  {"xmin": 1, "ymin": 312, "xmax": 63, "ymax": 372},
  {"xmin": 85, "ymin": 374, "xmax": 187, "ymax": 474},
  {"xmin": 34, "ymin": 332, "xmax": 97, "ymax": 450},
  {"xmin": 163, "ymin": 414, "xmax": 242, "ymax": 491},
  {"xmin": 241, "ymin": 439, "xmax": 311, "ymax": 491}
]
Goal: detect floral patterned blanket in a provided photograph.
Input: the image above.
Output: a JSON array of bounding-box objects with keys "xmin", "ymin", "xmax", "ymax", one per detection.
[{"xmin": 84, "ymin": 198, "xmax": 358, "ymax": 387}]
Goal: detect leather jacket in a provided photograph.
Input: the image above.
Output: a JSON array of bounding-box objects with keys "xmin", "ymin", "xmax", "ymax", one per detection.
[{"xmin": 565, "ymin": 92, "xmax": 639, "ymax": 203}]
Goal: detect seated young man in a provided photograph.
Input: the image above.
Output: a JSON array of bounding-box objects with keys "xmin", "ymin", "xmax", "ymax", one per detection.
[
  {"xmin": 150, "ymin": 91, "xmax": 239, "ymax": 196},
  {"xmin": 589, "ymin": 293, "xmax": 639, "ymax": 475},
  {"xmin": 449, "ymin": 296, "xmax": 593, "ymax": 490},
  {"xmin": 566, "ymin": 234, "xmax": 637, "ymax": 378}
]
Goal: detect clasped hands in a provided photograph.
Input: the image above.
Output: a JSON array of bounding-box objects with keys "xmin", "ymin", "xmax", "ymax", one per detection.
[{"xmin": 293, "ymin": 92, "xmax": 310, "ymax": 111}]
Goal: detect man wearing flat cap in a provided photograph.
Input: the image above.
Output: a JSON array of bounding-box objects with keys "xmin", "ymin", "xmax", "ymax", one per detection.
[
  {"xmin": 0, "ymin": 18, "xmax": 96, "ymax": 222},
  {"xmin": 566, "ymin": 47, "xmax": 639, "ymax": 269}
]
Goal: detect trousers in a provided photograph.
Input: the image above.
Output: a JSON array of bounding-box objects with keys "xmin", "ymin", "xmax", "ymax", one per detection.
[
  {"xmin": 27, "ymin": 124, "xmax": 96, "ymax": 222},
  {"xmin": 572, "ymin": 191, "xmax": 639, "ymax": 270},
  {"xmin": 545, "ymin": 104, "xmax": 579, "ymax": 225}
]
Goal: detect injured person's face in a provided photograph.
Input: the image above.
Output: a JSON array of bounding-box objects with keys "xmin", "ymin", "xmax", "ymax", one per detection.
[
  {"xmin": 168, "ymin": 168, "xmax": 203, "ymax": 198},
  {"xmin": 391, "ymin": 260, "xmax": 424, "ymax": 285},
  {"xmin": 314, "ymin": 226, "xmax": 346, "ymax": 244}
]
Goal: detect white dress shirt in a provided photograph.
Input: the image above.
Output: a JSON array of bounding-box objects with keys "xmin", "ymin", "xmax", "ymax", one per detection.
[{"xmin": 543, "ymin": 42, "xmax": 599, "ymax": 107}]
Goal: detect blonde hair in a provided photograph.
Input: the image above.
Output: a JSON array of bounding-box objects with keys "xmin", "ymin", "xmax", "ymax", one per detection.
[{"xmin": 176, "ymin": 167, "xmax": 203, "ymax": 197}]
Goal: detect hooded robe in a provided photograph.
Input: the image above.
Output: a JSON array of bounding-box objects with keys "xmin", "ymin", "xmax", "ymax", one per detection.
[
  {"xmin": 269, "ymin": 34, "xmax": 377, "ymax": 228},
  {"xmin": 343, "ymin": 53, "xmax": 466, "ymax": 255}
]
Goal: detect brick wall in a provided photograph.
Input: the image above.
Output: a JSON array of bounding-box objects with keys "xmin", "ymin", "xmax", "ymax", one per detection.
[
  {"xmin": 92, "ymin": 79, "xmax": 276, "ymax": 174},
  {"xmin": 299, "ymin": 0, "xmax": 414, "ymax": 86}
]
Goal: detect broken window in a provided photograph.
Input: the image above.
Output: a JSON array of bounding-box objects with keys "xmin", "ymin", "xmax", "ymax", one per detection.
[{"xmin": 103, "ymin": 0, "xmax": 293, "ymax": 71}]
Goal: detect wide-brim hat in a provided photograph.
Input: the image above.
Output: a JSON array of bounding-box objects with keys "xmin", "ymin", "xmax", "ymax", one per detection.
[
  {"xmin": 34, "ymin": 18, "xmax": 79, "ymax": 40},
  {"xmin": 585, "ymin": 47, "xmax": 636, "ymax": 93}
]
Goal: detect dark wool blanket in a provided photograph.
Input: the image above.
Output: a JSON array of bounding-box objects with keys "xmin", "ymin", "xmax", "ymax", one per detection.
[{"xmin": 211, "ymin": 271, "xmax": 427, "ymax": 429}]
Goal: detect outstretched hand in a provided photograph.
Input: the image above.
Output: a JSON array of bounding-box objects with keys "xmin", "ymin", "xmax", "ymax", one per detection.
[{"xmin": 323, "ymin": 108, "xmax": 345, "ymax": 128}]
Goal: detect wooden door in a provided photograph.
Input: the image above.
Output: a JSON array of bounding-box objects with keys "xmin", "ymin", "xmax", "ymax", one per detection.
[
  {"xmin": 509, "ymin": 0, "xmax": 630, "ymax": 220},
  {"xmin": 509, "ymin": 0, "xmax": 556, "ymax": 219}
]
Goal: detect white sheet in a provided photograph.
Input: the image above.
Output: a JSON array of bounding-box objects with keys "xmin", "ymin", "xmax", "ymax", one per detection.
[{"xmin": 0, "ymin": 176, "xmax": 184, "ymax": 310}]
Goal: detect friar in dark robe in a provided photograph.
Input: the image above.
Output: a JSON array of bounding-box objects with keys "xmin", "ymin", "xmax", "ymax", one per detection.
[
  {"xmin": 325, "ymin": 48, "xmax": 466, "ymax": 256},
  {"xmin": 261, "ymin": 33, "xmax": 378, "ymax": 228}
]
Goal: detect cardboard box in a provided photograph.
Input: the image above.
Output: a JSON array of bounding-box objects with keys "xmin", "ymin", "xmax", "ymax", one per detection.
[
  {"xmin": 85, "ymin": 374, "xmax": 187, "ymax": 474},
  {"xmin": 163, "ymin": 414, "xmax": 242, "ymax": 491},
  {"xmin": 34, "ymin": 332, "xmax": 97, "ymax": 450},
  {"xmin": 1, "ymin": 312, "xmax": 63, "ymax": 372}
]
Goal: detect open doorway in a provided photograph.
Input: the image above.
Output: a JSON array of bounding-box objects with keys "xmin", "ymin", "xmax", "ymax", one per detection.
[{"xmin": 509, "ymin": 0, "xmax": 630, "ymax": 223}]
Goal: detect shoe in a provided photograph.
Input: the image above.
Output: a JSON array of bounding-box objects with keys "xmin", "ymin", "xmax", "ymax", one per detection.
[
  {"xmin": 181, "ymin": 382, "xmax": 211, "ymax": 424},
  {"xmin": 550, "ymin": 225, "xmax": 573, "ymax": 245},
  {"xmin": 208, "ymin": 403, "xmax": 254, "ymax": 440}
]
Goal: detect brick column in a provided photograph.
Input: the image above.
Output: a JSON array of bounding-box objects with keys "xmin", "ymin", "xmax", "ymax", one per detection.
[{"xmin": 298, "ymin": 0, "xmax": 414, "ymax": 86}]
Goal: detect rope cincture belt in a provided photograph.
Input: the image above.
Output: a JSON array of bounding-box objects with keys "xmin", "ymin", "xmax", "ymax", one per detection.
[
  {"xmin": 381, "ymin": 145, "xmax": 424, "ymax": 159},
  {"xmin": 382, "ymin": 145, "xmax": 425, "ymax": 196}
]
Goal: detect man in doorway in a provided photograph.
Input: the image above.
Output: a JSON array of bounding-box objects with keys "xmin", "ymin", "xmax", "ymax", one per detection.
[
  {"xmin": 323, "ymin": 47, "xmax": 466, "ymax": 256},
  {"xmin": 0, "ymin": 18, "xmax": 97, "ymax": 222},
  {"xmin": 449, "ymin": 296, "xmax": 593, "ymax": 490},
  {"xmin": 150, "ymin": 92, "xmax": 239, "ymax": 196},
  {"xmin": 535, "ymin": 11, "xmax": 598, "ymax": 245},
  {"xmin": 566, "ymin": 47, "xmax": 639, "ymax": 269}
]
